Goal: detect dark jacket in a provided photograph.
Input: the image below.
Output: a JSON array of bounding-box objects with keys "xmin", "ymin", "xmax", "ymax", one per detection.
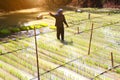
[{"xmin": 50, "ymin": 13, "xmax": 68, "ymax": 29}]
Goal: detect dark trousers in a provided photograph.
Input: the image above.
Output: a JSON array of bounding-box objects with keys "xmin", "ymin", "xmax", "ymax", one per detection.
[{"xmin": 57, "ymin": 27, "xmax": 64, "ymax": 41}]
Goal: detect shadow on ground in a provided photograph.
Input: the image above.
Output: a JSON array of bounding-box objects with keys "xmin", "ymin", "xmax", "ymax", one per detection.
[{"xmin": 61, "ymin": 40, "xmax": 73, "ymax": 45}]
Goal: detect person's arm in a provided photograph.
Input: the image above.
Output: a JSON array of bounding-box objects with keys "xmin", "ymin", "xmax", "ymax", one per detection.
[
  {"xmin": 63, "ymin": 15, "xmax": 69, "ymax": 27},
  {"xmin": 49, "ymin": 12, "xmax": 56, "ymax": 18}
]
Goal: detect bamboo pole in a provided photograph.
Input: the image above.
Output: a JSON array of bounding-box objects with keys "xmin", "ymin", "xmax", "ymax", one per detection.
[
  {"xmin": 88, "ymin": 23, "xmax": 94, "ymax": 55},
  {"xmin": 77, "ymin": 27, "xmax": 79, "ymax": 34},
  {"xmin": 34, "ymin": 26, "xmax": 40, "ymax": 80},
  {"xmin": 111, "ymin": 52, "xmax": 114, "ymax": 67},
  {"xmin": 88, "ymin": 13, "xmax": 91, "ymax": 19}
]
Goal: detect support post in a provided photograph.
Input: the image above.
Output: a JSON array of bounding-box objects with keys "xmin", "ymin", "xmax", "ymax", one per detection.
[
  {"xmin": 108, "ymin": 12, "xmax": 110, "ymax": 15},
  {"xmin": 111, "ymin": 52, "xmax": 114, "ymax": 67},
  {"xmin": 34, "ymin": 26, "xmax": 40, "ymax": 80},
  {"xmin": 88, "ymin": 13, "xmax": 91, "ymax": 19},
  {"xmin": 88, "ymin": 23, "xmax": 94, "ymax": 55},
  {"xmin": 77, "ymin": 27, "xmax": 79, "ymax": 34}
]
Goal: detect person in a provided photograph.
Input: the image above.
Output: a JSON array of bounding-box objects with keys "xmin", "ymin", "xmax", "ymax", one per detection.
[{"xmin": 49, "ymin": 9, "xmax": 69, "ymax": 41}]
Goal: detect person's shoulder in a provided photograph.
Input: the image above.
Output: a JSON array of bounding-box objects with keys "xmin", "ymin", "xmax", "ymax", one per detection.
[
  {"xmin": 53, "ymin": 14, "xmax": 58, "ymax": 17},
  {"xmin": 61, "ymin": 14, "xmax": 65, "ymax": 16},
  {"xmin": 55, "ymin": 13, "xmax": 59, "ymax": 16}
]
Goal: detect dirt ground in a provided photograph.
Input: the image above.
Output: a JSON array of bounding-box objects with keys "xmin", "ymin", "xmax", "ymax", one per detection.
[{"xmin": 0, "ymin": 8, "xmax": 47, "ymax": 26}]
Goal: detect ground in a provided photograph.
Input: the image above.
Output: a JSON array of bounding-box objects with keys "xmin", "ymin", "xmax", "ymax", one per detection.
[{"xmin": 0, "ymin": 8, "xmax": 120, "ymax": 80}]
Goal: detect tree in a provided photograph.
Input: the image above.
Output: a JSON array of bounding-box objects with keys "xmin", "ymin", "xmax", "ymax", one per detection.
[
  {"xmin": 41, "ymin": 0, "xmax": 72, "ymax": 9},
  {"xmin": 103, "ymin": 0, "xmax": 120, "ymax": 8},
  {"xmin": 76, "ymin": 0, "xmax": 102, "ymax": 7}
]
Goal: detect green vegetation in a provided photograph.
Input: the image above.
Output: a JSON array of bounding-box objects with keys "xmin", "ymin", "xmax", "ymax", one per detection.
[
  {"xmin": 10, "ymin": 27, "xmax": 20, "ymax": 33},
  {"xmin": 115, "ymin": 68, "xmax": 120, "ymax": 74},
  {"xmin": 49, "ymin": 25, "xmax": 56, "ymax": 30},
  {"xmin": 0, "ymin": 23, "xmax": 48, "ymax": 37},
  {"xmin": 0, "ymin": 29, "xmax": 11, "ymax": 35}
]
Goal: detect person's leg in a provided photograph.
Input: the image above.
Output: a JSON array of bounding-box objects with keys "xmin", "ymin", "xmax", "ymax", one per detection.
[
  {"xmin": 61, "ymin": 28, "xmax": 64, "ymax": 41},
  {"xmin": 57, "ymin": 29, "xmax": 60, "ymax": 40}
]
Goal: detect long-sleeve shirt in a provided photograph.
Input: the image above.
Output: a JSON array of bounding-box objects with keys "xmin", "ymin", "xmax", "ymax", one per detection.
[{"xmin": 50, "ymin": 13, "xmax": 68, "ymax": 28}]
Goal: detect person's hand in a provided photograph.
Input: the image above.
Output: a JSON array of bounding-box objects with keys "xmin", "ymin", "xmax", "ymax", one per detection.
[{"xmin": 49, "ymin": 12, "xmax": 52, "ymax": 15}]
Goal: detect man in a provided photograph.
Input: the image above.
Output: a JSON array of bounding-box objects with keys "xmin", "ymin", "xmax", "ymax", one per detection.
[{"xmin": 49, "ymin": 9, "xmax": 69, "ymax": 41}]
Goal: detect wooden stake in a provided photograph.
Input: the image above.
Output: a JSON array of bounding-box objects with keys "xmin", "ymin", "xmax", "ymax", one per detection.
[
  {"xmin": 88, "ymin": 23, "xmax": 94, "ymax": 55},
  {"xmin": 88, "ymin": 13, "xmax": 91, "ymax": 19},
  {"xmin": 77, "ymin": 27, "xmax": 79, "ymax": 34},
  {"xmin": 111, "ymin": 52, "xmax": 114, "ymax": 67},
  {"xmin": 34, "ymin": 26, "xmax": 40, "ymax": 80},
  {"xmin": 108, "ymin": 12, "xmax": 110, "ymax": 15}
]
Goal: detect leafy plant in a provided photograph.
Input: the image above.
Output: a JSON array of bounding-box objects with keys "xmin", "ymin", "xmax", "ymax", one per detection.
[
  {"xmin": 20, "ymin": 26, "xmax": 30, "ymax": 31},
  {"xmin": 40, "ymin": 23, "xmax": 48, "ymax": 27},
  {"xmin": 29, "ymin": 25, "xmax": 34, "ymax": 30},
  {"xmin": 0, "ymin": 29, "xmax": 11, "ymax": 35},
  {"xmin": 49, "ymin": 25, "xmax": 56, "ymax": 30},
  {"xmin": 115, "ymin": 68, "xmax": 120, "ymax": 74},
  {"xmin": 35, "ymin": 25, "xmax": 42, "ymax": 29},
  {"xmin": 0, "ymin": 49, "xmax": 2, "ymax": 54},
  {"xmin": 11, "ymin": 27, "xmax": 20, "ymax": 33}
]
